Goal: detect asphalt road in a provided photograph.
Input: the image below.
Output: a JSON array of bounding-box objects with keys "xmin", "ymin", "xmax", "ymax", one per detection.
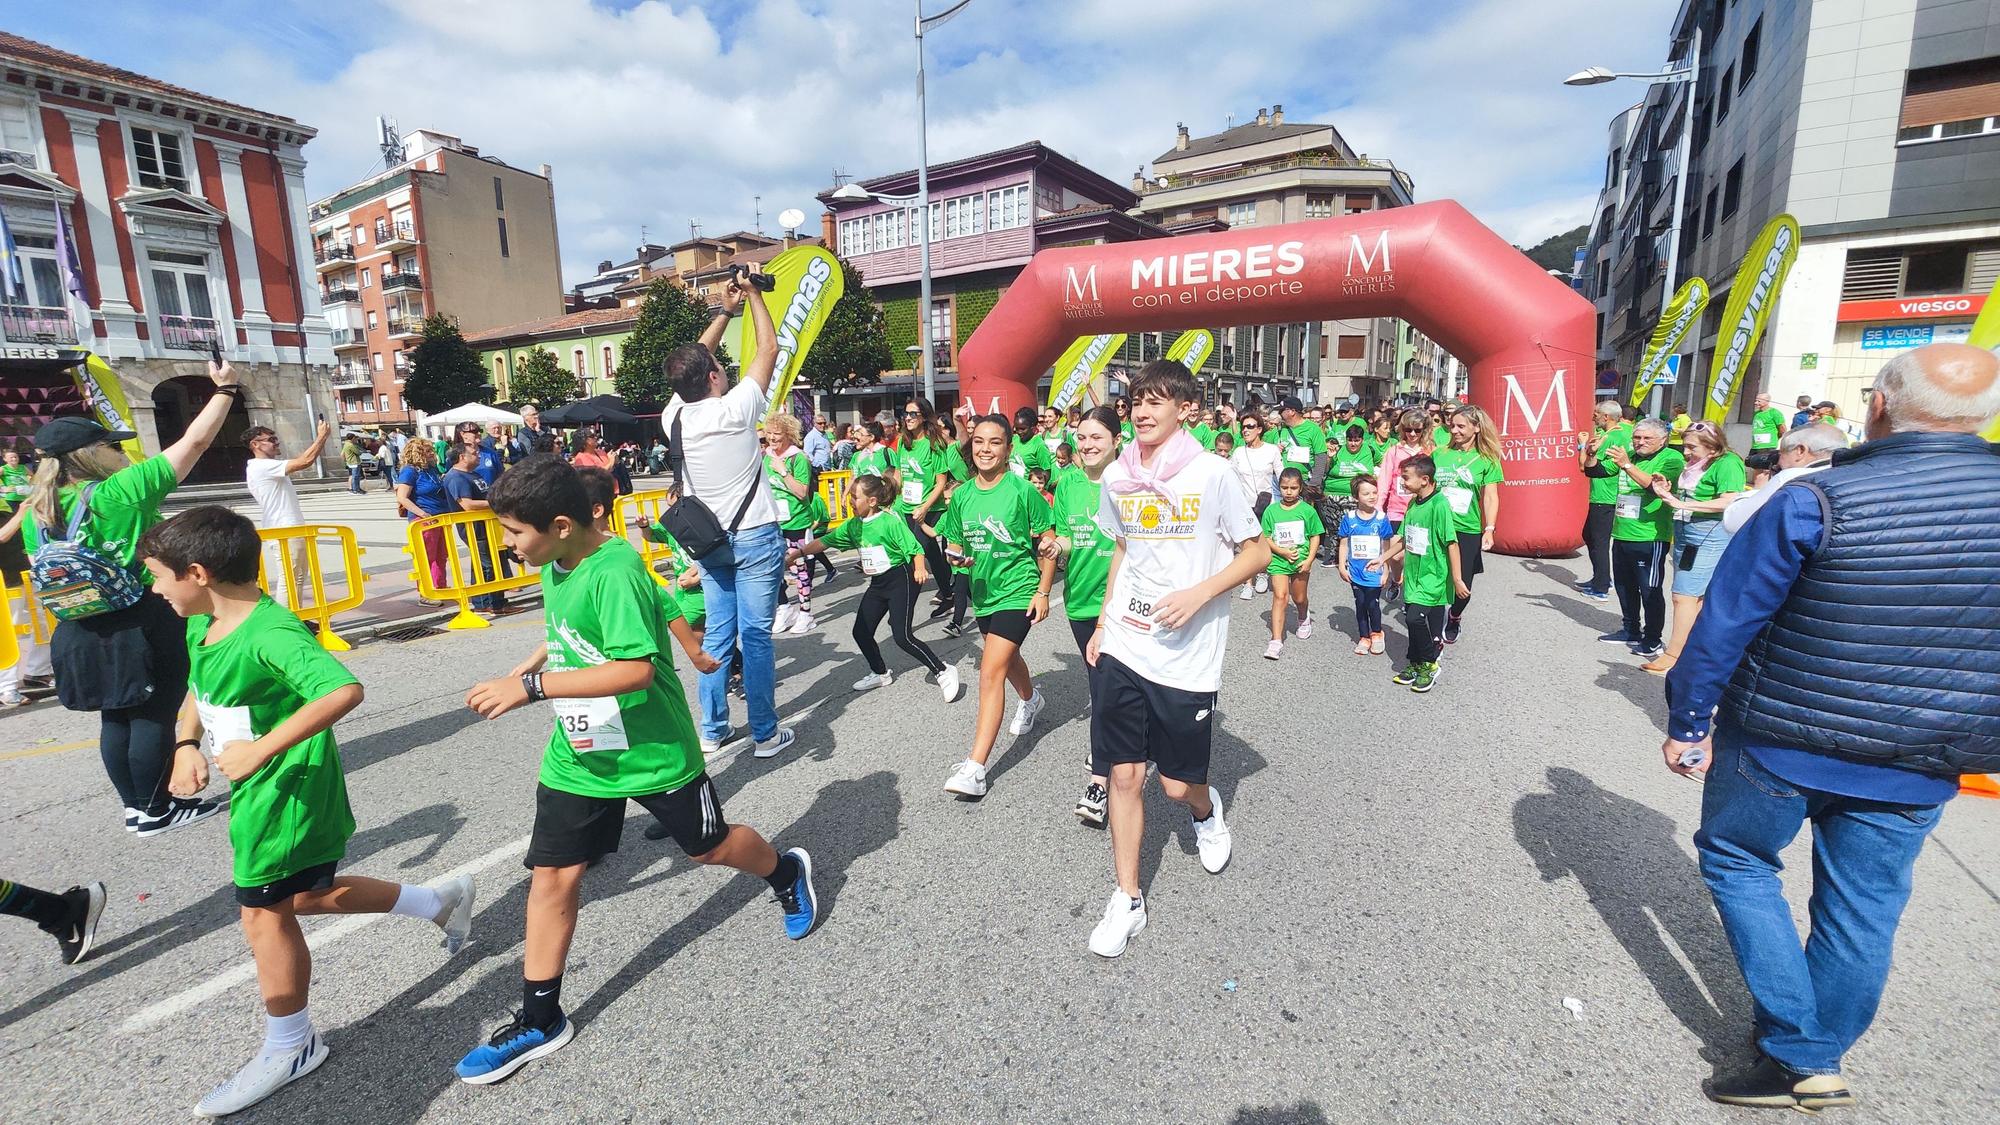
[{"xmin": 3, "ymin": 550, "xmax": 1996, "ymax": 1124}]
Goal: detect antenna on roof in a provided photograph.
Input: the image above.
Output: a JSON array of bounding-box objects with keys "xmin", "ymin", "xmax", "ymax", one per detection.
[
  {"xmin": 831, "ymin": 168, "xmax": 850, "ymax": 188},
  {"xmin": 377, "ymin": 115, "xmax": 405, "ymax": 167},
  {"xmin": 689, "ymin": 219, "xmax": 703, "ymax": 241},
  {"xmin": 754, "ymin": 195, "xmax": 763, "ymax": 236},
  {"xmin": 639, "ymin": 224, "xmax": 648, "ymax": 248}
]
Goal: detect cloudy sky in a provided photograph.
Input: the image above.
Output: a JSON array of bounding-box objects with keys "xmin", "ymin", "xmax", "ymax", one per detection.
[{"xmin": 20, "ymin": 0, "xmax": 1680, "ymax": 286}]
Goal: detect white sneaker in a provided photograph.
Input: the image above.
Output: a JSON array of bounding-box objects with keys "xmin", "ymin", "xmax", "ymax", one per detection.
[
  {"xmin": 1239, "ymin": 582, "xmax": 1255, "ymax": 601},
  {"xmin": 1263, "ymin": 639, "xmax": 1282, "ymax": 660},
  {"xmin": 1254, "ymin": 573, "xmax": 1269, "ymax": 594},
  {"xmin": 852, "ymin": 670, "xmax": 892, "ymax": 692},
  {"xmin": 1007, "ymin": 689, "xmax": 1046, "ymax": 736},
  {"xmin": 1088, "ymin": 889, "xmax": 1147, "ymax": 958},
  {"xmin": 753, "ymin": 727, "xmax": 795, "ymax": 759},
  {"xmin": 772, "ymin": 603, "xmax": 798, "ymax": 635},
  {"xmin": 698, "ymin": 728, "xmax": 736, "ymax": 756},
  {"xmin": 1295, "ymin": 618, "xmax": 1313, "ymax": 640},
  {"xmin": 431, "ymin": 874, "xmax": 476, "ymax": 954},
  {"xmin": 936, "ymin": 664, "xmax": 964, "ymax": 703},
  {"xmin": 943, "ymin": 758, "xmax": 988, "ymax": 798},
  {"xmin": 789, "ymin": 611, "xmax": 816, "ymax": 635},
  {"xmin": 1193, "ymin": 785, "xmax": 1232, "ymax": 873},
  {"xmin": 194, "ymin": 1034, "xmax": 329, "ymax": 1117}
]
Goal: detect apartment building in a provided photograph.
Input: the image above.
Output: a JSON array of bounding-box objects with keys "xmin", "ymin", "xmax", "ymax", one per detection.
[
  {"xmin": 0, "ymin": 32, "xmax": 334, "ymax": 480},
  {"xmin": 310, "ymin": 129, "xmax": 562, "ymax": 427}
]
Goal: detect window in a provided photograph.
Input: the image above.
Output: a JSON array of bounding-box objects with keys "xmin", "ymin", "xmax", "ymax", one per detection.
[
  {"xmin": 1905, "ymin": 245, "xmax": 1971, "ymax": 295},
  {"xmin": 128, "ymin": 125, "xmax": 189, "ymax": 192},
  {"xmin": 497, "ymin": 217, "xmax": 509, "ymax": 258},
  {"xmin": 572, "ymin": 347, "xmax": 586, "ymax": 375},
  {"xmin": 493, "ymin": 176, "xmax": 504, "ymax": 210},
  {"xmin": 839, "ymin": 217, "xmax": 868, "ymax": 257},
  {"xmin": 366, "ymin": 310, "xmax": 379, "ymax": 329},
  {"xmin": 378, "ymin": 394, "xmax": 389, "ymax": 412},
  {"xmin": 1227, "ymin": 201, "xmax": 1257, "ymax": 227},
  {"xmin": 1036, "ymin": 183, "xmax": 1063, "ymax": 216},
  {"xmin": 147, "ymin": 250, "xmax": 213, "ymax": 323},
  {"xmin": 603, "ymin": 345, "xmax": 615, "ymax": 374},
  {"xmin": 494, "ymin": 357, "xmax": 505, "ymax": 384},
  {"xmin": 1739, "ymin": 18, "xmax": 1762, "ymax": 89},
  {"xmin": 1305, "ymin": 194, "xmax": 1336, "ymax": 219},
  {"xmin": 1721, "ymin": 158, "xmax": 1744, "ymax": 218},
  {"xmin": 372, "ymin": 351, "xmax": 383, "ymax": 371},
  {"xmin": 0, "ymin": 233, "xmax": 63, "ymax": 308},
  {"xmin": 986, "ymin": 185, "xmax": 1029, "ymax": 231},
  {"xmin": 1898, "ymin": 57, "xmax": 2000, "ymax": 144},
  {"xmin": 926, "ymin": 201, "xmax": 943, "ymax": 242},
  {"xmin": 1717, "ymin": 66, "xmax": 1734, "ymax": 120},
  {"xmin": 942, "ymin": 195, "xmax": 984, "ymax": 239},
  {"xmin": 1344, "ymin": 195, "xmax": 1374, "ymax": 214},
  {"xmin": 352, "ymin": 225, "xmax": 367, "ymax": 245},
  {"xmin": 361, "ymin": 267, "xmax": 371, "ymax": 288},
  {"xmin": 929, "ymin": 300, "xmax": 953, "ymax": 368},
  {"xmin": 872, "ymin": 211, "xmax": 902, "ymax": 251},
  {"xmin": 1337, "ymin": 334, "xmax": 1366, "ymax": 360}
]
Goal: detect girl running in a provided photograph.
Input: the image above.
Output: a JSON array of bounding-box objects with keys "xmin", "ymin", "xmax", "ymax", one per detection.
[
  {"xmin": 761, "ymin": 414, "xmax": 817, "ymax": 636},
  {"xmin": 789, "ymin": 475, "xmax": 962, "ymax": 702},
  {"xmin": 1042, "ymin": 406, "xmax": 1119, "ymax": 825},
  {"xmin": 1372, "ymin": 408, "xmax": 1433, "ymax": 596},
  {"xmin": 935, "ymin": 415, "xmax": 1055, "ymax": 799},
  {"xmin": 1431, "ymin": 405, "xmax": 1504, "ymax": 645},
  {"xmin": 1260, "ymin": 467, "xmax": 1324, "ymax": 660},
  {"xmin": 893, "ymin": 397, "xmax": 955, "ymax": 621}
]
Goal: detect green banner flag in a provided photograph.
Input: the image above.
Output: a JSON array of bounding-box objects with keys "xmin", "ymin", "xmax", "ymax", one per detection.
[
  {"xmin": 1047, "ymin": 333, "xmax": 1126, "ymax": 412},
  {"xmin": 1166, "ymin": 329, "xmax": 1214, "ymax": 375},
  {"xmin": 1704, "ymin": 214, "xmax": 1799, "ymax": 424},
  {"xmin": 737, "ymin": 245, "xmax": 843, "ymax": 418},
  {"xmin": 1629, "ymin": 277, "xmax": 1708, "ymax": 409}
]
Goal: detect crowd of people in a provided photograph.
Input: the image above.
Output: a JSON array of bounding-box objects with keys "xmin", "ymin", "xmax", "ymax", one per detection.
[{"xmin": 2, "ymin": 262, "xmax": 1996, "ymax": 1118}]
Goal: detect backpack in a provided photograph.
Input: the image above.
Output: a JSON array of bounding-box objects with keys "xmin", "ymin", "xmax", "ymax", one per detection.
[{"xmin": 30, "ymin": 483, "xmax": 145, "ymax": 622}]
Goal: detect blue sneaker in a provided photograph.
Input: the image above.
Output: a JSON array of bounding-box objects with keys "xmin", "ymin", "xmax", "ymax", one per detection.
[
  {"xmin": 776, "ymin": 847, "xmax": 818, "ymax": 939},
  {"xmin": 456, "ymin": 1010, "xmax": 575, "ymax": 1085},
  {"xmin": 1579, "ymin": 587, "xmax": 1610, "ymax": 602}
]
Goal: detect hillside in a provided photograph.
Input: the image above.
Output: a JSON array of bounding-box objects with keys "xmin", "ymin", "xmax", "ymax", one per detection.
[{"xmin": 1519, "ymin": 224, "xmax": 1591, "ymax": 274}]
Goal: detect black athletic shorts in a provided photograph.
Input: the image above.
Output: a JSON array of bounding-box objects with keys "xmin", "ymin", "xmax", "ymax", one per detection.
[
  {"xmin": 1089, "ymin": 653, "xmax": 1216, "ymax": 785},
  {"xmin": 236, "ymin": 860, "xmax": 338, "ymax": 908},
  {"xmin": 976, "ymin": 608, "xmax": 1034, "ymax": 645},
  {"xmin": 525, "ymin": 773, "xmax": 729, "ymax": 868}
]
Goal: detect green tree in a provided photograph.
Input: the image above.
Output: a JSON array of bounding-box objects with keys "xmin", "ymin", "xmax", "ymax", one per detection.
[
  {"xmin": 800, "ymin": 257, "xmax": 894, "ymax": 390},
  {"xmin": 1519, "ymin": 224, "xmax": 1591, "ymax": 273},
  {"xmin": 615, "ymin": 279, "xmax": 724, "ymax": 409},
  {"xmin": 403, "ymin": 314, "xmax": 490, "ymax": 412},
  {"xmin": 507, "ymin": 346, "xmax": 582, "ymax": 410}
]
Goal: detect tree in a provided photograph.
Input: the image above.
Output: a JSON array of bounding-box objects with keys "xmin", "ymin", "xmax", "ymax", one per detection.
[
  {"xmin": 403, "ymin": 314, "xmax": 490, "ymax": 413},
  {"xmin": 1518, "ymin": 224, "xmax": 1591, "ymax": 274},
  {"xmin": 799, "ymin": 257, "xmax": 893, "ymax": 391},
  {"xmin": 508, "ymin": 346, "xmax": 582, "ymax": 411},
  {"xmin": 615, "ymin": 278, "xmax": 723, "ymax": 409}
]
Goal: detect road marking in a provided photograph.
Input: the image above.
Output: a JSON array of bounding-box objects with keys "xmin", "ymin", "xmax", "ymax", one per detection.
[
  {"xmin": 119, "ymin": 834, "xmax": 533, "ymax": 1035},
  {"xmin": 0, "ymin": 739, "xmax": 98, "ymax": 762}
]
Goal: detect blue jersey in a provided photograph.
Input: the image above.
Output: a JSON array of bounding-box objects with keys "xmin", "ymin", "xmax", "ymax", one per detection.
[{"xmin": 1338, "ymin": 511, "xmax": 1394, "ymax": 587}]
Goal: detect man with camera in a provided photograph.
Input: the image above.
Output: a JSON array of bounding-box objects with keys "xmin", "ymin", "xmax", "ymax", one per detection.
[{"xmin": 657, "ymin": 265, "xmax": 793, "ymax": 760}]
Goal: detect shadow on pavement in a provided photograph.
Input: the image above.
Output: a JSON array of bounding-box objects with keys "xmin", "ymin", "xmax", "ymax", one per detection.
[
  {"xmin": 340, "ymin": 707, "xmax": 491, "ymax": 772},
  {"xmin": 1594, "ymin": 660, "xmax": 1669, "ymax": 735},
  {"xmin": 1512, "ymin": 766, "xmax": 1750, "ymax": 1066},
  {"xmin": 1136, "ymin": 720, "xmax": 1269, "ymax": 891}
]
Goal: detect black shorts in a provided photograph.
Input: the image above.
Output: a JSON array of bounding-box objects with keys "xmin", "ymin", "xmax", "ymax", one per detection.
[
  {"xmin": 525, "ymin": 774, "xmax": 729, "ymax": 868},
  {"xmin": 976, "ymin": 608, "xmax": 1034, "ymax": 645},
  {"xmin": 1455, "ymin": 530, "xmax": 1485, "ymax": 578},
  {"xmin": 1089, "ymin": 653, "xmax": 1216, "ymax": 785},
  {"xmin": 236, "ymin": 860, "xmax": 338, "ymax": 908}
]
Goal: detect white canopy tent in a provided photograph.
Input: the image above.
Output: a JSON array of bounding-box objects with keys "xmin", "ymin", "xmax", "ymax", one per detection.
[{"xmin": 419, "ymin": 403, "xmax": 525, "ymax": 433}]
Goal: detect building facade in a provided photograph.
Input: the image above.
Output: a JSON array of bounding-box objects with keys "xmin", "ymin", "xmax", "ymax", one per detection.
[
  {"xmin": 0, "ymin": 32, "xmax": 334, "ymax": 480},
  {"xmin": 309, "ymin": 129, "xmax": 562, "ymax": 428},
  {"xmin": 470, "ymin": 305, "xmax": 639, "ymax": 403}
]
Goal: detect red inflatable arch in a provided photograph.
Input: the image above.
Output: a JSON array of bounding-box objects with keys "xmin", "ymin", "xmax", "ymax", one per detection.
[{"xmin": 957, "ymin": 199, "xmax": 1596, "ymax": 556}]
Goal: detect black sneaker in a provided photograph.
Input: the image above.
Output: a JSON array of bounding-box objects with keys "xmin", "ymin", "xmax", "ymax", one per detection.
[
  {"xmin": 1443, "ymin": 615, "xmax": 1462, "ymax": 644},
  {"xmin": 942, "ymin": 622, "xmax": 963, "ymax": 638},
  {"xmin": 1635, "ymin": 642, "xmax": 1666, "ymax": 659},
  {"xmin": 1075, "ymin": 783, "xmax": 1108, "ymax": 826},
  {"xmin": 1706, "ymin": 1056, "xmax": 1854, "ymax": 1111},
  {"xmin": 1597, "ymin": 629, "xmax": 1640, "ymax": 645},
  {"xmin": 55, "ymin": 882, "xmax": 107, "ymax": 965},
  {"xmin": 928, "ymin": 602, "xmax": 953, "ymax": 621},
  {"xmin": 134, "ymin": 797, "xmax": 222, "ymax": 838}
]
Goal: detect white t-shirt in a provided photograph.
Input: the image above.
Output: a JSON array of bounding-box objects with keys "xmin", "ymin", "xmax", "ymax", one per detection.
[
  {"xmin": 1721, "ymin": 462, "xmax": 1829, "ymax": 533},
  {"xmin": 1095, "ymin": 450, "xmax": 1262, "ymax": 693},
  {"xmin": 245, "ymin": 458, "xmax": 303, "ymax": 527},
  {"xmin": 1228, "ymin": 443, "xmax": 1282, "ymax": 500},
  {"xmin": 661, "ymin": 378, "xmax": 779, "ymax": 532}
]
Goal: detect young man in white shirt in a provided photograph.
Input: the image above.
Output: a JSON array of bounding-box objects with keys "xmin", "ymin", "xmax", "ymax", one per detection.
[
  {"xmin": 243, "ymin": 420, "xmax": 331, "ymax": 607},
  {"xmin": 1085, "ymin": 360, "xmax": 1270, "ymax": 958}
]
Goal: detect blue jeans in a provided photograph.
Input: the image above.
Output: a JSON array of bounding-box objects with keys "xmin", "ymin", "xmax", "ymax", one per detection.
[
  {"xmin": 1694, "ymin": 730, "xmax": 1945, "ymax": 1075},
  {"xmin": 697, "ymin": 522, "xmax": 784, "ymax": 743},
  {"xmin": 348, "ymin": 465, "xmax": 364, "ymax": 492}
]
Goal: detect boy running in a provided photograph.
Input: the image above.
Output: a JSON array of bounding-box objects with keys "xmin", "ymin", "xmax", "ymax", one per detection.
[
  {"xmin": 138, "ymin": 506, "xmax": 475, "ymax": 1117},
  {"xmin": 1371, "ymin": 455, "xmax": 1465, "ymax": 693},
  {"xmin": 1085, "ymin": 361, "xmax": 1268, "ymax": 958},
  {"xmin": 458, "ymin": 456, "xmax": 816, "ymax": 1084}
]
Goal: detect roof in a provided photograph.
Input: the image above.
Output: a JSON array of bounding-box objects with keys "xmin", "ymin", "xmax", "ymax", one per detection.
[
  {"xmin": 686, "ymin": 236, "xmax": 825, "ymax": 280},
  {"xmin": 1154, "ymin": 121, "xmax": 1328, "ymax": 164},
  {"xmin": 466, "ymin": 305, "xmax": 641, "ymax": 347},
  {"xmin": 818, "ymin": 140, "xmax": 1137, "ymax": 213},
  {"xmin": 0, "ymin": 31, "xmax": 308, "ymax": 135}
]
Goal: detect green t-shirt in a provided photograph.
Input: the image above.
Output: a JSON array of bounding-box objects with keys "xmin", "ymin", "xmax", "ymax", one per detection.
[
  {"xmin": 1119, "ymin": 420, "xmax": 1135, "ymax": 441},
  {"xmin": 18, "ymin": 454, "xmax": 176, "ymax": 583},
  {"xmin": 1260, "ymin": 499, "xmax": 1325, "ymax": 577},
  {"xmin": 1681, "ymin": 453, "xmax": 1749, "ymax": 521},
  {"xmin": 186, "ymin": 597, "xmax": 359, "ymax": 887},
  {"xmin": 1612, "ymin": 446, "xmax": 1686, "ymax": 542},
  {"xmin": 539, "ymin": 538, "xmax": 702, "ymax": 799},
  {"xmin": 643, "ymin": 523, "xmax": 706, "ymax": 623},
  {"xmin": 1398, "ymin": 490, "xmax": 1458, "ymax": 608},
  {"xmin": 892, "ymin": 437, "xmax": 941, "ymax": 515},
  {"xmin": 939, "ymin": 441, "xmax": 972, "ymax": 484},
  {"xmin": 1431, "ymin": 447, "xmax": 1505, "ymax": 535},
  {"xmin": 1052, "ymin": 472, "xmax": 1114, "ymax": 620},
  {"xmin": 934, "ymin": 472, "xmax": 1052, "ymax": 614},
  {"xmin": 1588, "ymin": 424, "xmax": 1634, "ymax": 506},
  {"xmin": 1326, "ymin": 444, "xmax": 1378, "ymax": 497},
  {"xmin": 1009, "ymin": 435, "xmax": 1054, "ymax": 480},
  {"xmin": 766, "ymin": 451, "xmax": 815, "ymax": 531},
  {"xmin": 1270, "ymin": 420, "xmax": 1328, "ymax": 474},
  {"xmin": 822, "ymin": 509, "xmax": 922, "ymax": 574},
  {"xmin": 850, "ymin": 445, "xmax": 891, "ymax": 479},
  {"xmin": 1750, "ymin": 407, "xmax": 1787, "ymax": 451},
  {"xmin": 1430, "ymin": 425, "xmax": 1452, "ymax": 451},
  {"xmin": 0, "ymin": 463, "xmax": 31, "ymax": 502},
  {"xmin": 1191, "ymin": 423, "xmax": 1216, "ymax": 451}
]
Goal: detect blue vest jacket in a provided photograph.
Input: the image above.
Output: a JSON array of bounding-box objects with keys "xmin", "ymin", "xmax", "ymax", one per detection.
[{"xmin": 1724, "ymin": 431, "xmax": 2000, "ymax": 776}]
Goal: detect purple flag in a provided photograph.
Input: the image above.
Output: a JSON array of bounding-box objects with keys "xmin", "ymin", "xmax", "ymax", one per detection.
[{"xmin": 53, "ymin": 201, "xmax": 88, "ymax": 303}]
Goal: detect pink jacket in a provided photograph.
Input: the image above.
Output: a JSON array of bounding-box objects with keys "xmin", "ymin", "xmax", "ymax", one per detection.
[{"xmin": 1376, "ymin": 441, "xmax": 1427, "ymax": 521}]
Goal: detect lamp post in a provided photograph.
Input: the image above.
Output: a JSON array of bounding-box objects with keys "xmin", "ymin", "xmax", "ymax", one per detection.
[{"xmin": 1565, "ymin": 25, "xmax": 1701, "ymax": 418}]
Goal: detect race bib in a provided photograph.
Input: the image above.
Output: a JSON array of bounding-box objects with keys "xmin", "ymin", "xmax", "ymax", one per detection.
[
  {"xmin": 901, "ymin": 478, "xmax": 925, "ymax": 505},
  {"xmin": 1009, "ymin": 456, "xmax": 1026, "ymax": 477},
  {"xmin": 1444, "ymin": 486, "xmax": 1474, "ymax": 515},
  {"xmin": 195, "ymin": 699, "xmax": 255, "ymax": 755},
  {"xmin": 553, "ymin": 696, "xmax": 628, "ymax": 753},
  {"xmin": 1112, "ymin": 571, "xmax": 1172, "ymax": 636},
  {"xmin": 1753, "ymin": 427, "xmax": 1776, "ymax": 444},
  {"xmin": 859, "ymin": 544, "xmax": 891, "ymax": 575},
  {"xmin": 1394, "ymin": 476, "xmax": 1410, "ymax": 497},
  {"xmin": 1673, "ymin": 506, "xmax": 1692, "ymax": 522},
  {"xmin": 1616, "ymin": 493, "xmax": 1643, "ymax": 520},
  {"xmin": 1350, "ymin": 533, "xmax": 1381, "ymax": 561},
  {"xmin": 1407, "ymin": 525, "xmax": 1432, "ymax": 557},
  {"xmin": 1284, "ymin": 443, "xmax": 1309, "ymax": 463},
  {"xmin": 1272, "ymin": 520, "xmax": 1305, "ymax": 548}
]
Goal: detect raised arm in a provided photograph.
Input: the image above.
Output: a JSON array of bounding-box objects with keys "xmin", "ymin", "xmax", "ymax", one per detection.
[
  {"xmin": 284, "ymin": 420, "xmax": 333, "ymax": 475},
  {"xmin": 163, "ymin": 359, "xmax": 242, "ymax": 482}
]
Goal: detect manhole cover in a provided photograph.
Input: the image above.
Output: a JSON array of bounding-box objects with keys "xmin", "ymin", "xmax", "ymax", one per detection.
[{"xmin": 378, "ymin": 624, "xmax": 446, "ymax": 643}]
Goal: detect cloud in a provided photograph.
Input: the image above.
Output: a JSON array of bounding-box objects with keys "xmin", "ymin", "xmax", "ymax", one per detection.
[{"xmin": 21, "ymin": 0, "xmax": 1680, "ymax": 280}]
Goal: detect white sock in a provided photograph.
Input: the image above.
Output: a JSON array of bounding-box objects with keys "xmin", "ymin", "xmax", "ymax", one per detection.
[
  {"xmin": 262, "ymin": 1007, "xmax": 314, "ymax": 1058},
  {"xmin": 388, "ymin": 883, "xmax": 442, "ymax": 921}
]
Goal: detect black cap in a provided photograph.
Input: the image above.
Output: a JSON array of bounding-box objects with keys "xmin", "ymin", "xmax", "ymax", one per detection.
[
  {"xmin": 35, "ymin": 415, "xmax": 136, "ymax": 457},
  {"xmin": 1278, "ymin": 395, "xmax": 1305, "ymax": 413}
]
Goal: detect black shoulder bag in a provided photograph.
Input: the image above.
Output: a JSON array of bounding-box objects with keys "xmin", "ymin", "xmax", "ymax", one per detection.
[{"xmin": 660, "ymin": 410, "xmax": 756, "ymax": 568}]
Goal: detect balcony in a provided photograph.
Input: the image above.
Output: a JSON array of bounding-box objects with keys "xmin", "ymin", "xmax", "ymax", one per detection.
[
  {"xmin": 1, "ymin": 304, "xmax": 79, "ymax": 345},
  {"xmin": 322, "ymin": 284, "xmax": 361, "ymax": 306},
  {"xmin": 331, "ymin": 363, "xmax": 373, "ymax": 388},
  {"xmin": 313, "ymin": 243, "xmax": 355, "ymax": 271},
  {"xmin": 376, "ymin": 220, "xmax": 418, "ymax": 250},
  {"xmin": 330, "ymin": 327, "xmax": 367, "ymax": 350},
  {"xmin": 381, "ymin": 269, "xmax": 422, "ymax": 293},
  {"xmin": 386, "ymin": 315, "xmax": 420, "ymax": 339},
  {"xmin": 160, "ymin": 314, "xmax": 222, "ymax": 352}
]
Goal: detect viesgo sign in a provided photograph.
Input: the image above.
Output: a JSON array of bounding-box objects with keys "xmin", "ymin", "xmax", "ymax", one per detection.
[{"xmin": 1836, "ymin": 293, "xmax": 1986, "ymax": 322}]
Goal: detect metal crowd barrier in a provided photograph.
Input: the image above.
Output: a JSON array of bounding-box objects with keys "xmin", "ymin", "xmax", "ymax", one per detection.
[{"xmin": 405, "ymin": 510, "xmax": 539, "ymax": 630}]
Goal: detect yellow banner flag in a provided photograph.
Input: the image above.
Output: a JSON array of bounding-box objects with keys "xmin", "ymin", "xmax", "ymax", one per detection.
[
  {"xmin": 76, "ymin": 353, "xmax": 146, "ymax": 461},
  {"xmin": 1630, "ymin": 277, "xmax": 1708, "ymax": 408},
  {"xmin": 736, "ymin": 245, "xmax": 843, "ymax": 418},
  {"xmin": 1966, "ymin": 275, "xmax": 2000, "ymax": 442},
  {"xmin": 1166, "ymin": 329, "xmax": 1214, "ymax": 375},
  {"xmin": 1704, "ymin": 214, "xmax": 1799, "ymax": 424},
  {"xmin": 1047, "ymin": 333, "xmax": 1126, "ymax": 413}
]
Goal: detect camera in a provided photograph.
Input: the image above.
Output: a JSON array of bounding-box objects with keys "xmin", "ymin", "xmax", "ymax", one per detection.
[{"xmin": 731, "ymin": 262, "xmax": 776, "ymax": 292}]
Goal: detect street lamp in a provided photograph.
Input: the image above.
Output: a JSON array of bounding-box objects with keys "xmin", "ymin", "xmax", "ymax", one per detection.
[{"xmin": 1564, "ymin": 26, "xmax": 1700, "ymax": 417}]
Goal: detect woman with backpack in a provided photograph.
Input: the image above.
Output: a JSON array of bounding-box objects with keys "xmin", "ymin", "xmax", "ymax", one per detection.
[{"xmin": 6, "ymin": 357, "xmax": 241, "ymax": 836}]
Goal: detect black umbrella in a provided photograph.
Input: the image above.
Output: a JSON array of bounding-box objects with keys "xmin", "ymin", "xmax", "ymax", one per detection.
[{"xmin": 542, "ymin": 394, "xmax": 638, "ymax": 426}]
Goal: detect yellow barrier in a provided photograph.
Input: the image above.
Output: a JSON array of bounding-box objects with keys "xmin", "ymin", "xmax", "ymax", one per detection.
[
  {"xmin": 257, "ymin": 524, "xmax": 370, "ymax": 651},
  {"xmin": 818, "ymin": 470, "xmax": 854, "ymax": 528},
  {"xmin": 406, "ymin": 510, "xmax": 538, "ymax": 630},
  {"xmin": 8, "ymin": 571, "xmax": 54, "ymax": 648},
  {"xmin": 0, "ymin": 581, "xmax": 19, "ymax": 672},
  {"xmin": 611, "ymin": 489, "xmax": 678, "ymax": 589}
]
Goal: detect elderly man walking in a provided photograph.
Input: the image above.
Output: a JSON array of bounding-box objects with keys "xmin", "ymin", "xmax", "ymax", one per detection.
[{"xmin": 1662, "ymin": 342, "xmax": 2000, "ymax": 1112}]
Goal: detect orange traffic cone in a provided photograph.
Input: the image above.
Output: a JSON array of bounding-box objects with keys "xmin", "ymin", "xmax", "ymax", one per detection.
[{"xmin": 1961, "ymin": 774, "xmax": 2000, "ymax": 799}]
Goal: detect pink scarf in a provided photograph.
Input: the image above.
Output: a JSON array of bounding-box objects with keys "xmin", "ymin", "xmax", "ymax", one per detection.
[{"xmin": 1108, "ymin": 427, "xmax": 1204, "ymax": 505}]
